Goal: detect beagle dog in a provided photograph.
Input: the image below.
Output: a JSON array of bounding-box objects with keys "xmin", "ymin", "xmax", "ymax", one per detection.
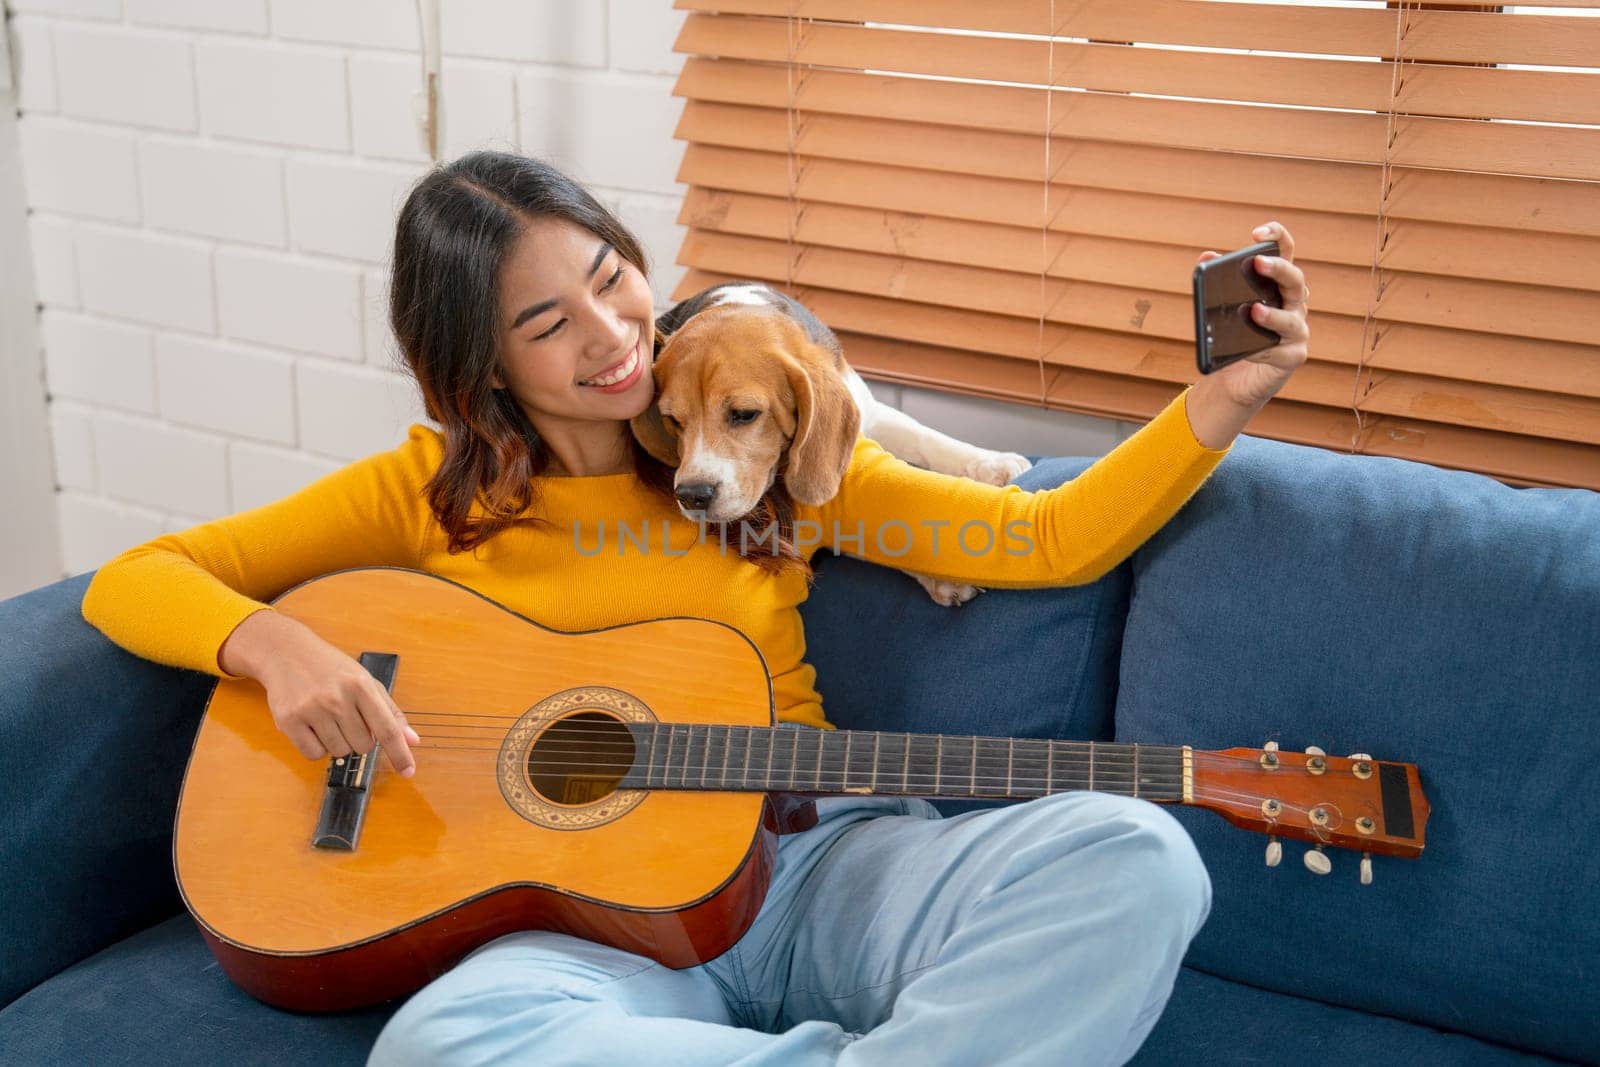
[{"xmin": 630, "ymin": 282, "xmax": 1031, "ymax": 606}]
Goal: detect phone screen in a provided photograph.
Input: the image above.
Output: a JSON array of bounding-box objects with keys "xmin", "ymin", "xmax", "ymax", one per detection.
[{"xmin": 1195, "ymin": 240, "xmax": 1282, "ymax": 373}]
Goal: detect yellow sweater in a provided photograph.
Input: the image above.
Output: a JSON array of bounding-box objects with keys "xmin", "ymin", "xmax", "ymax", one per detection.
[{"xmin": 81, "ymin": 388, "xmax": 1229, "ymax": 730}]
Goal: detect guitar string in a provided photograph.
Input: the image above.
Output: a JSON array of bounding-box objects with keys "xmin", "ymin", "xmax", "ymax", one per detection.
[
  {"xmin": 327, "ymin": 757, "xmax": 1346, "ymax": 830},
  {"xmin": 376, "ymin": 757, "xmax": 1353, "ymax": 810},
  {"xmin": 347, "ymin": 750, "xmax": 1308, "ymax": 794},
  {"xmin": 394, "ymin": 734, "xmax": 1341, "ymax": 775},
  {"xmin": 395, "ymin": 716, "xmax": 1322, "ymax": 769},
  {"xmin": 347, "ymin": 752, "xmax": 1366, "ymax": 821},
  {"xmin": 450, "ymin": 763, "xmax": 1196, "ymax": 785},
  {"xmin": 362, "ymin": 735, "xmax": 1186, "ymax": 776},
  {"xmin": 398, "ymin": 716, "xmax": 1358, "ymax": 762},
  {"xmin": 328, "ymin": 752, "xmax": 1352, "ymax": 813},
  {"xmin": 356, "ymin": 751, "xmax": 1335, "ymax": 805},
  {"xmin": 403, "ymin": 751, "xmax": 1242, "ymax": 782},
  {"xmin": 344, "ymin": 752, "xmax": 1296, "ymax": 800},
  {"xmin": 352, "ymin": 772, "xmax": 1189, "ymax": 792},
  {"xmin": 393, "ymin": 717, "xmax": 1384, "ymax": 777},
  {"xmin": 394, "ymin": 760, "xmax": 1197, "ymax": 786},
  {"xmin": 381, "ymin": 746, "xmax": 1197, "ymax": 781},
  {"xmin": 378, "ymin": 755, "xmax": 1343, "ymax": 788},
  {"xmin": 430, "ymin": 753, "xmax": 1260, "ymax": 784},
  {"xmin": 315, "ymin": 728, "xmax": 1363, "ymax": 809}
]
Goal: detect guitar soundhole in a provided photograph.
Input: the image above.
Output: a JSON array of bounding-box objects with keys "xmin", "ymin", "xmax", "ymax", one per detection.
[{"xmin": 527, "ymin": 712, "xmax": 635, "ymax": 807}]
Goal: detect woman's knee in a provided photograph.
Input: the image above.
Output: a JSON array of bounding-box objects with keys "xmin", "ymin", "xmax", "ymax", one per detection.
[
  {"xmin": 1029, "ymin": 792, "xmax": 1213, "ymax": 934},
  {"xmin": 1093, "ymin": 794, "xmax": 1211, "ymax": 932},
  {"xmin": 367, "ymin": 931, "xmax": 660, "ymax": 1066}
]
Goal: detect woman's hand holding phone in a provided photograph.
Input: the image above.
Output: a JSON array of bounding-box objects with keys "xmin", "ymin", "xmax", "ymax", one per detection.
[
  {"xmin": 1193, "ymin": 221, "xmax": 1311, "ymax": 410},
  {"xmin": 1183, "ymin": 221, "xmax": 1311, "ymax": 449}
]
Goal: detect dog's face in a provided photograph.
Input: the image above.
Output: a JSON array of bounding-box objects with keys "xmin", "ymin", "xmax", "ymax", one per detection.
[{"xmin": 631, "ymin": 305, "xmax": 860, "ymax": 523}]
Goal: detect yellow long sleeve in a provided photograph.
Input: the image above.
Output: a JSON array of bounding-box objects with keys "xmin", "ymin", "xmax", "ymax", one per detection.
[
  {"xmin": 81, "ymin": 426, "xmax": 438, "ymax": 679},
  {"xmin": 802, "ymin": 386, "xmax": 1231, "ymax": 588}
]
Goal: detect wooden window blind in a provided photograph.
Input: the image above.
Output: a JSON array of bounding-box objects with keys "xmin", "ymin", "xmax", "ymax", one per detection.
[{"xmin": 666, "ymin": 0, "xmax": 1600, "ymax": 490}]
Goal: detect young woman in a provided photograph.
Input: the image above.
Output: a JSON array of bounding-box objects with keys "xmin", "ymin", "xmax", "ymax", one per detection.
[{"xmin": 82, "ymin": 151, "xmax": 1310, "ymax": 1065}]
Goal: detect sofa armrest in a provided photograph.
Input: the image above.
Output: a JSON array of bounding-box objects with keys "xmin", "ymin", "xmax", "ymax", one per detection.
[{"xmin": 0, "ymin": 573, "xmax": 215, "ymax": 1008}]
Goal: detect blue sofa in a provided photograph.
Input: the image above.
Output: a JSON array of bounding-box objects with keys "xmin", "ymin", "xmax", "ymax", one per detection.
[{"xmin": 2, "ymin": 434, "xmax": 1595, "ymax": 1065}]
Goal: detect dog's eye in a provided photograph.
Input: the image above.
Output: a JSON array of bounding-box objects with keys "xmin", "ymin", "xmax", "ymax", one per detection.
[{"xmin": 729, "ymin": 409, "xmax": 761, "ymax": 426}]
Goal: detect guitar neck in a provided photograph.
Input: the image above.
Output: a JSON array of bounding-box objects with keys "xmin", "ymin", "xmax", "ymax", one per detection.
[{"xmin": 617, "ymin": 724, "xmax": 1190, "ymax": 804}]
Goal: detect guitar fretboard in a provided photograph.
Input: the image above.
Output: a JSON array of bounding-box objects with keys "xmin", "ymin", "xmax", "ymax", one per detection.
[{"xmin": 616, "ymin": 724, "xmax": 1187, "ymax": 802}]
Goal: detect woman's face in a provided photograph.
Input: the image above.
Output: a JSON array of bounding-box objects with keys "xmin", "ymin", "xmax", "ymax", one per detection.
[{"xmin": 490, "ymin": 215, "xmax": 656, "ymax": 434}]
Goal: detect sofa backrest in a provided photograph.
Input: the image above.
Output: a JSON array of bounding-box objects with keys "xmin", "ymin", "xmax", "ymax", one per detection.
[
  {"xmin": 801, "ymin": 457, "xmax": 1129, "ymax": 816},
  {"xmin": 1113, "ymin": 435, "xmax": 1600, "ymax": 1064}
]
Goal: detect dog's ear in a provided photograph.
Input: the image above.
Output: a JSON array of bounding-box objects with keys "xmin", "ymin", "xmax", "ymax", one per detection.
[
  {"xmin": 630, "ymin": 338, "xmax": 681, "ymax": 465},
  {"xmin": 629, "ymin": 395, "xmax": 680, "ymax": 467},
  {"xmin": 780, "ymin": 344, "xmax": 860, "ymax": 506}
]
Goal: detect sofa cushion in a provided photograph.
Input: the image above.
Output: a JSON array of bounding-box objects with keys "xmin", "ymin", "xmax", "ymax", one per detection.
[
  {"xmin": 0, "ymin": 572, "xmax": 217, "ymax": 1008},
  {"xmin": 1114, "ymin": 435, "xmax": 1600, "ymax": 1065},
  {"xmin": 801, "ymin": 457, "xmax": 1130, "ymax": 815},
  {"xmin": 1135, "ymin": 967, "xmax": 1562, "ymax": 1065},
  {"xmin": 1, "ymin": 916, "xmax": 1559, "ymax": 1065},
  {"xmin": 0, "ymin": 915, "xmax": 394, "ymax": 1066}
]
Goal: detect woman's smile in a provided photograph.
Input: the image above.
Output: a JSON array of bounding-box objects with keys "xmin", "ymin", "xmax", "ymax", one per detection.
[{"xmin": 577, "ymin": 334, "xmax": 645, "ymax": 392}]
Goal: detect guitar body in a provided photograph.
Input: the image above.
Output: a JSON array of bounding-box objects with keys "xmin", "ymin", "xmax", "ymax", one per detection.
[{"xmin": 175, "ymin": 567, "xmax": 779, "ymax": 1012}]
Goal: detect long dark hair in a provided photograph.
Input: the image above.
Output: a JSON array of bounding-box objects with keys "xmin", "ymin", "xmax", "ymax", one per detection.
[
  {"xmin": 388, "ymin": 151, "xmax": 810, "ymax": 579},
  {"xmin": 389, "ymin": 151, "xmax": 673, "ymax": 553}
]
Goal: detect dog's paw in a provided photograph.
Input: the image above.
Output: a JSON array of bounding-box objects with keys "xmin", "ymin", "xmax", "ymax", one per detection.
[
  {"xmin": 963, "ymin": 450, "xmax": 1032, "ymax": 486},
  {"xmin": 912, "ymin": 573, "xmax": 984, "ymax": 608}
]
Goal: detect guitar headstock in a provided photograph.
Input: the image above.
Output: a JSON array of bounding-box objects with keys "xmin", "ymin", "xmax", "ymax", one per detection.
[{"xmin": 1190, "ymin": 743, "xmax": 1429, "ymax": 884}]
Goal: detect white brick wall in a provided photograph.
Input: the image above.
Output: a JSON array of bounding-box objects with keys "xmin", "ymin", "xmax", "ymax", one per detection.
[
  {"xmin": 48, "ymin": 402, "xmax": 98, "ymax": 491},
  {"xmin": 284, "ymin": 157, "xmax": 422, "ymax": 261},
  {"xmin": 39, "ymin": 310, "xmax": 157, "ymax": 412},
  {"xmin": 140, "ymin": 137, "xmax": 287, "ymax": 245},
  {"xmin": 155, "ymin": 333, "xmax": 297, "ymax": 445},
  {"xmin": 7, "ymin": 0, "xmax": 1128, "ymax": 581},
  {"xmin": 53, "ymin": 23, "xmax": 196, "ymax": 129},
  {"xmin": 18, "ymin": 117, "xmax": 140, "ymax": 221},
  {"xmin": 11, "ymin": 16, "xmax": 57, "ymax": 110},
  {"xmin": 128, "ymin": 0, "xmax": 268, "ymax": 35},
  {"xmin": 215, "ymin": 247, "xmax": 362, "ymax": 358},
  {"xmin": 75, "ymin": 224, "xmax": 214, "ymax": 331},
  {"xmin": 195, "ymin": 39, "xmax": 349, "ymax": 150}
]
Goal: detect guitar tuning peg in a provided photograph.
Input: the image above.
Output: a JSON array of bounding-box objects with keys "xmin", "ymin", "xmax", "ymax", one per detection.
[
  {"xmin": 1304, "ymin": 745, "xmax": 1326, "ymax": 757},
  {"xmin": 1303, "ymin": 844, "xmax": 1332, "ymax": 876},
  {"xmin": 1348, "ymin": 752, "xmax": 1372, "ymax": 761},
  {"xmin": 1265, "ymin": 835, "xmax": 1282, "ymax": 867},
  {"xmin": 1263, "ymin": 740, "xmax": 1279, "ymax": 752},
  {"xmin": 1360, "ymin": 852, "xmax": 1373, "ymax": 886}
]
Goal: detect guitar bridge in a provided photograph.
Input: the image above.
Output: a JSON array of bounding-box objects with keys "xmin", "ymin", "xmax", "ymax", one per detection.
[{"xmin": 311, "ymin": 651, "xmax": 398, "ymax": 852}]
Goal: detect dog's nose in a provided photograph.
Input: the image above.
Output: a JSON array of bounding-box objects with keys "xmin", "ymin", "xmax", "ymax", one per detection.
[{"xmin": 675, "ymin": 483, "xmax": 718, "ymax": 511}]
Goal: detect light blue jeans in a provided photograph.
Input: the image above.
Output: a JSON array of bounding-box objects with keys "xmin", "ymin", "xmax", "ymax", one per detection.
[{"xmin": 369, "ymin": 790, "xmax": 1211, "ymax": 1066}]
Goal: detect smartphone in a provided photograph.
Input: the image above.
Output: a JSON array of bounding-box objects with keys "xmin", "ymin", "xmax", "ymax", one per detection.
[{"xmin": 1194, "ymin": 240, "xmax": 1283, "ymax": 374}]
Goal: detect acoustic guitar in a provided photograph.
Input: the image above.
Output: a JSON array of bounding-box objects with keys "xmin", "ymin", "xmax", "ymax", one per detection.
[{"xmin": 174, "ymin": 567, "xmax": 1429, "ymax": 1012}]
